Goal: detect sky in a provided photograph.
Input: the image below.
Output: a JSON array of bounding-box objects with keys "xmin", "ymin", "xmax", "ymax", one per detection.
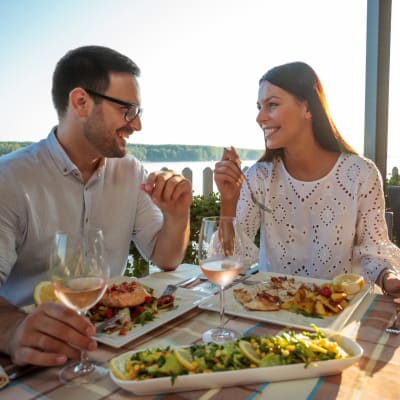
[{"xmin": 0, "ymin": 0, "xmax": 398, "ymax": 165}]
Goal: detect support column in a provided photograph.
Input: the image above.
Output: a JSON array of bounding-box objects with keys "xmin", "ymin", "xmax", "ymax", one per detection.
[{"xmin": 364, "ymin": 0, "xmax": 391, "ymax": 182}]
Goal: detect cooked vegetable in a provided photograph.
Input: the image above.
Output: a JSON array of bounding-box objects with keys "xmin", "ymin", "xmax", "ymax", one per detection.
[{"xmin": 88, "ymin": 289, "xmax": 176, "ymax": 335}]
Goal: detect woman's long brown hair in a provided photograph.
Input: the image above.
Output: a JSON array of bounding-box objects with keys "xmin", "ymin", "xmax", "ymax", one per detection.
[{"xmin": 257, "ymin": 62, "xmax": 357, "ymax": 162}]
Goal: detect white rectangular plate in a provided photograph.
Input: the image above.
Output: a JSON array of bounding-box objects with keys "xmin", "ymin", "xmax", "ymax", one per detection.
[
  {"xmin": 198, "ymin": 272, "xmax": 370, "ymax": 332},
  {"xmin": 110, "ymin": 334, "xmax": 363, "ymax": 395},
  {"xmin": 94, "ymin": 276, "xmax": 206, "ymax": 348}
]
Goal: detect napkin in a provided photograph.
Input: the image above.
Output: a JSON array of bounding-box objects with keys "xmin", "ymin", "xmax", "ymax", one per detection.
[{"xmin": 0, "ymin": 365, "xmax": 9, "ymax": 389}]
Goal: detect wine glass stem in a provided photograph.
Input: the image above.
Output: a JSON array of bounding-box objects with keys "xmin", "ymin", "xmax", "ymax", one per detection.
[
  {"xmin": 219, "ymin": 286, "xmax": 225, "ymax": 329},
  {"xmin": 80, "ymin": 349, "xmax": 90, "ymax": 369},
  {"xmin": 77, "ymin": 310, "xmax": 92, "ymax": 370}
]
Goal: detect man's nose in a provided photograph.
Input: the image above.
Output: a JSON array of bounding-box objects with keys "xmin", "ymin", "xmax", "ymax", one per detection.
[{"xmin": 129, "ymin": 116, "xmax": 142, "ymax": 131}]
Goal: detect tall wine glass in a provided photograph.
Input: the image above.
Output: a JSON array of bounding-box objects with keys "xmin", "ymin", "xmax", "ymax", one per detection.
[
  {"xmin": 198, "ymin": 216, "xmax": 244, "ymax": 343},
  {"xmin": 49, "ymin": 229, "xmax": 110, "ymax": 385}
]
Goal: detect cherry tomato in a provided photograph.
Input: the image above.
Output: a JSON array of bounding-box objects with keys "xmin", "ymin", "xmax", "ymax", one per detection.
[
  {"xmin": 131, "ymin": 305, "xmax": 145, "ymax": 320},
  {"xmin": 157, "ymin": 294, "xmax": 175, "ymax": 307},
  {"xmin": 319, "ymin": 286, "xmax": 332, "ymax": 297},
  {"xmin": 144, "ymin": 295, "xmax": 154, "ymax": 303}
]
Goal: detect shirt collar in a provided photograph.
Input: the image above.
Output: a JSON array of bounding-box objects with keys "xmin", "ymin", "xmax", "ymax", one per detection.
[
  {"xmin": 45, "ymin": 127, "xmax": 107, "ymax": 177},
  {"xmin": 46, "ymin": 127, "xmax": 79, "ymax": 176}
]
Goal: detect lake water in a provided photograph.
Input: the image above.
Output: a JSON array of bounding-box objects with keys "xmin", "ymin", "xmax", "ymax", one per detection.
[{"xmin": 142, "ymin": 160, "xmax": 256, "ymax": 195}]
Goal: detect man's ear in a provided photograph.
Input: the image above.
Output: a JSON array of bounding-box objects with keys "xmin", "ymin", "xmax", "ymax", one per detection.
[{"xmin": 69, "ymin": 87, "xmax": 91, "ymax": 117}]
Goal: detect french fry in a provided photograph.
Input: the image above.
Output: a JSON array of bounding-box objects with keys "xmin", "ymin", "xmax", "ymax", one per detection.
[
  {"xmin": 315, "ymin": 300, "xmax": 327, "ymax": 316},
  {"xmin": 330, "ymin": 292, "xmax": 347, "ymax": 303},
  {"xmin": 319, "ymin": 296, "xmax": 341, "ymax": 313}
]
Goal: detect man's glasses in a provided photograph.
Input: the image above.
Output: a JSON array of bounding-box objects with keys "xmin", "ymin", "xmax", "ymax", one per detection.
[{"xmin": 85, "ymin": 88, "xmax": 143, "ymax": 122}]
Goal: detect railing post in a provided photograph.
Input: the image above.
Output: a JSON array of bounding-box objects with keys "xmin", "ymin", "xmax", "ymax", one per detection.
[
  {"xmin": 182, "ymin": 167, "xmax": 193, "ymax": 187},
  {"xmin": 203, "ymin": 167, "xmax": 213, "ymax": 198}
]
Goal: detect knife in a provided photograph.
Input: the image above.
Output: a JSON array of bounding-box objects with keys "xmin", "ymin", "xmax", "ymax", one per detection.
[{"xmin": 6, "ymin": 364, "xmax": 42, "ymax": 381}]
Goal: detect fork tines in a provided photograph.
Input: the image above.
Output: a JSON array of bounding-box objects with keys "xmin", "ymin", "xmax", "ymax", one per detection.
[
  {"xmin": 385, "ymin": 313, "xmax": 400, "ymax": 334},
  {"xmin": 386, "ymin": 326, "xmax": 400, "ymax": 334}
]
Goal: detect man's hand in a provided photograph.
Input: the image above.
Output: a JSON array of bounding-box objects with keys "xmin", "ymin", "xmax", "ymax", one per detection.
[
  {"xmin": 141, "ymin": 170, "xmax": 192, "ymax": 270},
  {"xmin": 3, "ymin": 301, "xmax": 97, "ymax": 366},
  {"xmin": 141, "ymin": 170, "xmax": 192, "ymax": 218}
]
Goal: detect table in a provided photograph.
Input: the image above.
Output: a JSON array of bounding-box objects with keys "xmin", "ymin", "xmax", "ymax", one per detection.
[{"xmin": 1, "ymin": 265, "xmax": 399, "ymax": 400}]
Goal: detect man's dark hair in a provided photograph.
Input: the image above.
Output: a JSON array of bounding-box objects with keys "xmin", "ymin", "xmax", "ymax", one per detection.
[{"xmin": 52, "ymin": 45, "xmax": 141, "ymax": 118}]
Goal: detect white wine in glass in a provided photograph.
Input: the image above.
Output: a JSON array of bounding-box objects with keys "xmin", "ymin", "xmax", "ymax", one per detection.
[
  {"xmin": 198, "ymin": 216, "xmax": 244, "ymax": 343},
  {"xmin": 49, "ymin": 229, "xmax": 109, "ymax": 385}
]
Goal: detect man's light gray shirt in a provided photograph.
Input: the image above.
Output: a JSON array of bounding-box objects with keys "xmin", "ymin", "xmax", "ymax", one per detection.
[{"xmin": 0, "ymin": 130, "xmax": 163, "ymax": 306}]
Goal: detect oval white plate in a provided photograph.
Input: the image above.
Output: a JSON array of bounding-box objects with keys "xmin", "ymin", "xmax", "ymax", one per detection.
[{"xmin": 110, "ymin": 334, "xmax": 363, "ymax": 395}]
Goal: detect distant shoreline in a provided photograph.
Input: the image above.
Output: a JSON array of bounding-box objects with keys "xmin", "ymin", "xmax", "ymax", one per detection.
[{"xmin": 0, "ymin": 141, "xmax": 263, "ymax": 162}]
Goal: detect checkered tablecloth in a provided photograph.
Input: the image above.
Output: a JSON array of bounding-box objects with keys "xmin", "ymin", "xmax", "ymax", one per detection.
[{"xmin": 2, "ymin": 265, "xmax": 399, "ymax": 400}]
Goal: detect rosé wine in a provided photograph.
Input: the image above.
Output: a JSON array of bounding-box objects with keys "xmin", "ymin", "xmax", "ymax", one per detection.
[
  {"xmin": 53, "ymin": 276, "xmax": 107, "ymax": 312},
  {"xmin": 200, "ymin": 257, "xmax": 242, "ymax": 288}
]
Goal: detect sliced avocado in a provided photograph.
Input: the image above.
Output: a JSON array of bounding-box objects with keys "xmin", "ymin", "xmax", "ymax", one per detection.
[{"xmin": 159, "ymin": 353, "xmax": 185, "ymax": 375}]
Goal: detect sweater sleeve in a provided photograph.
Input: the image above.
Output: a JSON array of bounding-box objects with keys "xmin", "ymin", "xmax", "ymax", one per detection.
[{"xmin": 352, "ymin": 159, "xmax": 400, "ymax": 283}]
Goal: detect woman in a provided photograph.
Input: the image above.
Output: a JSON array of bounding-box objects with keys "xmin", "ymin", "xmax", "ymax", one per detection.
[{"xmin": 214, "ymin": 61, "xmax": 400, "ymax": 299}]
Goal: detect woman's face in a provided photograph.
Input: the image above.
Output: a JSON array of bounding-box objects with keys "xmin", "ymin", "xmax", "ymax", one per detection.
[{"xmin": 256, "ymin": 81, "xmax": 310, "ymax": 150}]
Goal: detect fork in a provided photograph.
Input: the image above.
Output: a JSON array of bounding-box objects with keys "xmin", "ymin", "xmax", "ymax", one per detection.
[
  {"xmin": 95, "ymin": 312, "xmax": 125, "ymax": 334},
  {"xmin": 233, "ymin": 162, "xmax": 273, "ymax": 213},
  {"xmin": 386, "ymin": 311, "xmax": 400, "ymax": 334},
  {"xmin": 161, "ymin": 275, "xmax": 199, "ymax": 297}
]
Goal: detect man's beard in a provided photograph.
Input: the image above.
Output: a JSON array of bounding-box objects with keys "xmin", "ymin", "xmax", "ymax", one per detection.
[{"xmin": 83, "ymin": 110, "xmax": 128, "ymax": 158}]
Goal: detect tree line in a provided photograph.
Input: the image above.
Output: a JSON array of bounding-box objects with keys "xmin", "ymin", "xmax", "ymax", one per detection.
[{"xmin": 0, "ymin": 142, "xmax": 263, "ymax": 161}]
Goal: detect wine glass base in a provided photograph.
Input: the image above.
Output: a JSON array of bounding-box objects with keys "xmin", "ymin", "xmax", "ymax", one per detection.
[
  {"xmin": 202, "ymin": 327, "xmax": 241, "ymax": 343},
  {"xmin": 59, "ymin": 360, "xmax": 108, "ymax": 386}
]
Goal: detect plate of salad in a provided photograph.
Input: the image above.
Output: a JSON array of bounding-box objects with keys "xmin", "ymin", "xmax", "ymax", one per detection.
[
  {"xmin": 108, "ymin": 325, "xmax": 363, "ymax": 394},
  {"xmin": 89, "ymin": 276, "xmax": 205, "ymax": 348}
]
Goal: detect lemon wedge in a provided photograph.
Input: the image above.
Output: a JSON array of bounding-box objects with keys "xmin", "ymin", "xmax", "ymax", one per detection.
[
  {"xmin": 109, "ymin": 354, "xmax": 130, "ymax": 380},
  {"xmin": 173, "ymin": 347, "xmax": 196, "ymax": 371},
  {"xmin": 33, "ymin": 281, "xmax": 60, "ymax": 305},
  {"xmin": 332, "ymin": 273, "xmax": 364, "ymax": 295},
  {"xmin": 238, "ymin": 340, "xmax": 261, "ymax": 366}
]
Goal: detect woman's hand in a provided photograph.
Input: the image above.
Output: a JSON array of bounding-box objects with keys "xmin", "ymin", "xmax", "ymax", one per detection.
[{"xmin": 214, "ymin": 146, "xmax": 244, "ymax": 207}]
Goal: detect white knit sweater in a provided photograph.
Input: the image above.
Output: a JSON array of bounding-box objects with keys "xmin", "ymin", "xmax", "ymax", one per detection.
[{"xmin": 238, "ymin": 153, "xmax": 400, "ymax": 282}]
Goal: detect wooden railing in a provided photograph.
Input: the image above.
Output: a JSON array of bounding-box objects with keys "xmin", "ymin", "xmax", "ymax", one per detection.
[
  {"xmin": 182, "ymin": 166, "xmax": 213, "ymax": 197},
  {"xmin": 160, "ymin": 165, "xmax": 213, "ymax": 197},
  {"xmin": 162, "ymin": 165, "xmax": 250, "ymax": 198}
]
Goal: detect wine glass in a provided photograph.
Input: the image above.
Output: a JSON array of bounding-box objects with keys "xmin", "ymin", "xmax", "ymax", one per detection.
[
  {"xmin": 198, "ymin": 216, "xmax": 244, "ymax": 343},
  {"xmin": 49, "ymin": 229, "xmax": 110, "ymax": 385}
]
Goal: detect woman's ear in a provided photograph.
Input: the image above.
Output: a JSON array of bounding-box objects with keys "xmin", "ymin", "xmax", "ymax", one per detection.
[
  {"xmin": 69, "ymin": 87, "xmax": 91, "ymax": 118},
  {"xmin": 304, "ymin": 101, "xmax": 312, "ymax": 119}
]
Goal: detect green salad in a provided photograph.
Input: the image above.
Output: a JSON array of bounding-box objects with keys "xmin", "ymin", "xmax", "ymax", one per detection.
[{"xmin": 110, "ymin": 325, "xmax": 351, "ymax": 383}]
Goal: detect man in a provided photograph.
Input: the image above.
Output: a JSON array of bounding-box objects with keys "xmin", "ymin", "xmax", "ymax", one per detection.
[{"xmin": 0, "ymin": 46, "xmax": 192, "ymax": 366}]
